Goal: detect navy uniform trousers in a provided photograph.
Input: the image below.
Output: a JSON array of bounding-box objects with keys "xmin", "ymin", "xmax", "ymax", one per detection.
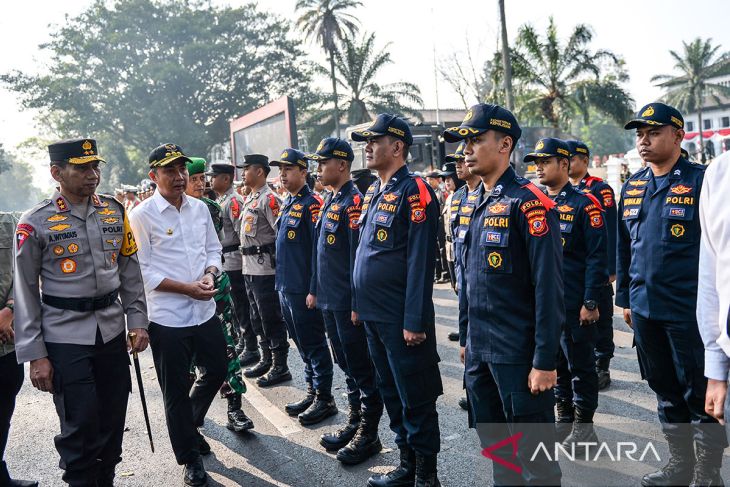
[
  {"xmin": 321, "ymin": 309, "xmax": 382, "ymax": 415},
  {"xmin": 633, "ymin": 313, "xmax": 727, "ymax": 449},
  {"xmin": 465, "ymin": 356, "xmax": 561, "ymax": 486},
  {"xmin": 364, "ymin": 320, "xmax": 441, "ymax": 456},
  {"xmin": 555, "ymin": 309, "xmax": 599, "ymax": 412},
  {"xmin": 594, "ymin": 283, "xmax": 615, "ymax": 362},
  {"xmin": 227, "ymin": 270, "xmax": 257, "ymax": 352},
  {"xmin": 279, "ymin": 292, "xmax": 333, "ymax": 393},
  {"xmin": 244, "ymin": 274, "xmax": 289, "ymax": 354},
  {"xmin": 45, "ymin": 330, "xmax": 131, "ymax": 486}
]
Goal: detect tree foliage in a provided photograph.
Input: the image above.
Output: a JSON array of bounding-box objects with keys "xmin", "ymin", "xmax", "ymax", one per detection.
[
  {"xmin": 0, "ymin": 145, "xmax": 44, "ymax": 212},
  {"xmin": 2, "ymin": 0, "xmax": 318, "ymax": 190}
]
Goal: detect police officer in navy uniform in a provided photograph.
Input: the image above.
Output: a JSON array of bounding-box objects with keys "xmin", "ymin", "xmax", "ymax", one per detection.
[
  {"xmin": 618, "ymin": 102, "xmax": 727, "ymax": 486},
  {"xmin": 351, "ymin": 114, "xmax": 442, "ymax": 487},
  {"xmin": 445, "ymin": 105, "xmax": 563, "ymax": 486},
  {"xmin": 566, "ymin": 140, "xmax": 618, "ymax": 390},
  {"xmin": 14, "ymin": 139, "xmax": 148, "ymax": 486},
  {"xmin": 271, "ymin": 149, "xmax": 338, "ymax": 425},
  {"xmin": 307, "ymin": 137, "xmax": 385, "ymax": 465},
  {"xmin": 531, "ymin": 137, "xmax": 608, "ymax": 449}
]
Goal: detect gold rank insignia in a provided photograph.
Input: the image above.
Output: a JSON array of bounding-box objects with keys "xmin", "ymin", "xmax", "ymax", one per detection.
[
  {"xmin": 47, "ymin": 214, "xmax": 68, "ymax": 222},
  {"xmin": 642, "ymin": 106, "xmax": 655, "ymax": 117},
  {"xmin": 98, "ymin": 208, "xmax": 116, "ymax": 216},
  {"xmin": 49, "ymin": 223, "xmax": 71, "ymax": 232},
  {"xmin": 101, "ymin": 217, "xmax": 119, "ymax": 224},
  {"xmin": 106, "ymin": 238, "xmax": 121, "ymax": 248}
]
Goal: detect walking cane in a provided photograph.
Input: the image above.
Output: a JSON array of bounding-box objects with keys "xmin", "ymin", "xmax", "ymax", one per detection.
[{"xmin": 128, "ymin": 332, "xmax": 155, "ymax": 452}]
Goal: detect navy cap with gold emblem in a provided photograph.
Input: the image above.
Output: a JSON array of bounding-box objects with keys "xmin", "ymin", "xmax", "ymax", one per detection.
[
  {"xmin": 306, "ymin": 137, "xmax": 354, "ymax": 163},
  {"xmin": 624, "ymin": 102, "xmax": 684, "ymax": 130},
  {"xmin": 48, "ymin": 138, "xmax": 106, "ymax": 165},
  {"xmin": 351, "ymin": 113, "xmax": 413, "ymax": 145},
  {"xmin": 523, "ymin": 138, "xmax": 571, "ymax": 162},
  {"xmin": 270, "ymin": 148, "xmax": 308, "ymax": 169},
  {"xmin": 443, "ymin": 103, "xmax": 522, "ymax": 143},
  {"xmin": 565, "ymin": 140, "xmax": 590, "ymax": 158},
  {"xmin": 148, "ymin": 143, "xmax": 192, "ymax": 168},
  {"xmin": 444, "ymin": 142, "xmax": 466, "ymax": 162},
  {"xmin": 439, "ymin": 162, "xmax": 456, "ymax": 177},
  {"xmin": 205, "ymin": 163, "xmax": 235, "ymax": 176}
]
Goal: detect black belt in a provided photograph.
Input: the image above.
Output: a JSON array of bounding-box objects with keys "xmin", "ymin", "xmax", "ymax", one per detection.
[
  {"xmin": 42, "ymin": 290, "xmax": 119, "ymax": 312},
  {"xmin": 222, "ymin": 244, "xmax": 240, "ymax": 254},
  {"xmin": 240, "ymin": 243, "xmax": 275, "ymax": 256}
]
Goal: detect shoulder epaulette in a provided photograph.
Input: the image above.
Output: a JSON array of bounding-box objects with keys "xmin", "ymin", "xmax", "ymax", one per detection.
[{"xmin": 521, "ymin": 182, "xmax": 556, "ymax": 210}]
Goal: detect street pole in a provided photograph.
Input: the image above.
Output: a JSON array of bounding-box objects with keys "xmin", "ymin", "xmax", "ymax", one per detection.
[{"xmin": 498, "ymin": 0, "xmax": 514, "ymax": 111}]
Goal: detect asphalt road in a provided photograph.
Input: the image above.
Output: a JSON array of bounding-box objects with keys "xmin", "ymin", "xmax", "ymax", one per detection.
[{"xmin": 5, "ymin": 283, "xmax": 730, "ymax": 486}]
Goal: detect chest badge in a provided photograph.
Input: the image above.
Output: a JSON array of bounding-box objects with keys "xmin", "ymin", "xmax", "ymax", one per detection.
[
  {"xmin": 49, "ymin": 223, "xmax": 71, "ymax": 232},
  {"xmin": 487, "ymin": 251, "xmax": 503, "ymax": 268},
  {"xmin": 53, "ymin": 245, "xmax": 64, "ymax": 256},
  {"xmin": 376, "ymin": 228, "xmax": 388, "ymax": 241},
  {"xmin": 68, "ymin": 243, "xmax": 79, "ymax": 254},
  {"xmin": 671, "ymin": 224, "xmax": 685, "ymax": 238},
  {"xmin": 47, "ymin": 214, "xmax": 68, "ymax": 222},
  {"xmin": 326, "ymin": 234, "xmax": 336, "ymax": 245},
  {"xmin": 60, "ymin": 258, "xmax": 77, "ymax": 274},
  {"xmin": 287, "ymin": 229, "xmax": 296, "ymax": 240}
]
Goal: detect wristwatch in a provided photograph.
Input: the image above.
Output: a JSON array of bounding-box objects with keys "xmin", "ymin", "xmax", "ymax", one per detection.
[{"xmin": 583, "ymin": 300, "xmax": 597, "ymax": 311}]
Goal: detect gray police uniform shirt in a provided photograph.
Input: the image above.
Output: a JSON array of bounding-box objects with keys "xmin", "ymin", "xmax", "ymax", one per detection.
[
  {"xmin": 218, "ymin": 187, "xmax": 244, "ymax": 273},
  {"xmin": 0, "ymin": 213, "xmax": 18, "ymax": 358},
  {"xmin": 13, "ymin": 191, "xmax": 148, "ymax": 363},
  {"xmin": 240, "ymin": 184, "xmax": 281, "ymax": 276}
]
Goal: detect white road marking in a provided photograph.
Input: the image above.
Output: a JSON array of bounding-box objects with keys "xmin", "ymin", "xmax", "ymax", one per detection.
[{"xmin": 241, "ymin": 378, "xmax": 302, "ymax": 436}]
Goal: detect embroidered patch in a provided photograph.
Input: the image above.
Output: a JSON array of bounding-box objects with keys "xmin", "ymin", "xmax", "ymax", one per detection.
[
  {"xmin": 669, "ymin": 184, "xmax": 692, "ymax": 195},
  {"xmin": 589, "ymin": 210, "xmax": 604, "ymax": 228},
  {"xmin": 101, "ymin": 217, "xmax": 119, "ymax": 224},
  {"xmin": 669, "ymin": 207, "xmax": 685, "ymax": 217},
  {"xmin": 47, "ymin": 214, "xmax": 67, "ymax": 222},
  {"xmin": 376, "ymin": 228, "xmax": 388, "ymax": 242},
  {"xmin": 671, "ymin": 224, "xmax": 685, "ymax": 238},
  {"xmin": 287, "ymin": 229, "xmax": 296, "ymax": 240},
  {"xmin": 98, "ymin": 208, "xmax": 117, "ymax": 216},
  {"xmin": 60, "ymin": 258, "xmax": 77, "ymax": 274},
  {"xmin": 383, "ymin": 193, "xmax": 398, "ymax": 203},
  {"xmin": 410, "ymin": 206, "xmax": 426, "ymax": 223},
  {"xmin": 625, "ymin": 188, "xmax": 644, "ymax": 197},
  {"xmin": 556, "ymin": 204, "xmax": 574, "ymax": 213},
  {"xmin": 15, "ymin": 223, "xmax": 34, "ymax": 250},
  {"xmin": 629, "ymin": 180, "xmax": 648, "ymax": 187},
  {"xmin": 67, "ymin": 243, "xmax": 79, "ymax": 254},
  {"xmin": 53, "ymin": 245, "xmax": 64, "ymax": 256},
  {"xmin": 487, "ymin": 251, "xmax": 503, "ymax": 268},
  {"xmin": 488, "ymin": 202, "xmax": 509, "ymax": 214},
  {"xmin": 56, "ymin": 197, "xmax": 69, "ymax": 212},
  {"xmin": 486, "ymin": 232, "xmax": 501, "ymax": 244},
  {"xmin": 326, "ymin": 234, "xmax": 336, "ymax": 245},
  {"xmin": 49, "ymin": 223, "xmax": 71, "ymax": 232}
]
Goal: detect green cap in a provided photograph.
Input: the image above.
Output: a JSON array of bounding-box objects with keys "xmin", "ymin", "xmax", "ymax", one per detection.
[{"xmin": 187, "ymin": 157, "xmax": 207, "ymax": 176}]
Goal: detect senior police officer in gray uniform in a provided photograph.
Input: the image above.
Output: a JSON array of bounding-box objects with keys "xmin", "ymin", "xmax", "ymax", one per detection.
[
  {"xmin": 207, "ymin": 163, "xmax": 260, "ymax": 366},
  {"xmin": 13, "ymin": 138, "xmax": 148, "ymax": 487},
  {"xmin": 237, "ymin": 154, "xmax": 291, "ymax": 386}
]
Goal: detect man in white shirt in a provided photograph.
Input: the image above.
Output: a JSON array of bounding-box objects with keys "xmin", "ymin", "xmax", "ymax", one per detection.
[
  {"xmin": 698, "ymin": 156, "xmax": 730, "ymax": 442},
  {"xmin": 128, "ymin": 143, "xmax": 226, "ymax": 487}
]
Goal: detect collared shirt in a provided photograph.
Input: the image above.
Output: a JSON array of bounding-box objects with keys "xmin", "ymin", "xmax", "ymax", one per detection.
[
  {"xmin": 217, "ymin": 187, "xmax": 244, "ymax": 272},
  {"xmin": 616, "ymin": 157, "xmax": 705, "ymax": 321},
  {"xmin": 450, "ymin": 184, "xmax": 480, "ymax": 293},
  {"xmin": 128, "ymin": 190, "xmax": 222, "ymax": 328},
  {"xmin": 697, "ymin": 157, "xmax": 730, "ymax": 380},
  {"xmin": 574, "ymin": 173, "xmax": 618, "ymax": 275},
  {"xmin": 239, "ymin": 184, "xmax": 281, "ymax": 276}
]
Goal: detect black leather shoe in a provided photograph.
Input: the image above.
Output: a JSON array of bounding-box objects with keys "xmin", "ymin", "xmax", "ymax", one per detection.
[
  {"xmin": 286, "ymin": 386, "xmax": 315, "ymax": 416},
  {"xmin": 238, "ymin": 348, "xmax": 261, "ymax": 367},
  {"xmin": 458, "ymin": 397, "xmax": 468, "ymax": 411},
  {"xmin": 227, "ymin": 409, "xmax": 254, "ymax": 432},
  {"xmin": 243, "ymin": 348, "xmax": 271, "ymax": 378},
  {"xmin": 183, "ymin": 456, "xmax": 208, "ymax": 487},
  {"xmin": 1, "ymin": 462, "xmax": 38, "ymax": 487},
  {"xmin": 298, "ymin": 393, "xmax": 338, "ymax": 426},
  {"xmin": 336, "ymin": 413, "xmax": 382, "ymax": 465},
  {"xmin": 321, "ymin": 407, "xmax": 361, "ymax": 451},
  {"xmin": 6, "ymin": 479, "xmax": 39, "ymax": 487},
  {"xmin": 367, "ymin": 447, "xmax": 416, "ymax": 487},
  {"xmin": 447, "ymin": 332, "xmax": 459, "ymax": 342},
  {"xmin": 196, "ymin": 432, "xmax": 211, "ymax": 456}
]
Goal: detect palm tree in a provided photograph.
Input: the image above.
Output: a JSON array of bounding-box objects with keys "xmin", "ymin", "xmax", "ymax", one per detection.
[
  {"xmin": 652, "ymin": 38, "xmax": 730, "ymax": 162},
  {"xmin": 304, "ymin": 33, "xmax": 423, "ymax": 137},
  {"xmin": 510, "ymin": 17, "xmax": 633, "ymax": 129},
  {"xmin": 295, "ymin": 0, "xmax": 361, "ymax": 138}
]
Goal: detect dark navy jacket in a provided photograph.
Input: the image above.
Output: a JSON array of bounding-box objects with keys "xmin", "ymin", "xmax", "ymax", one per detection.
[
  {"xmin": 616, "ymin": 156, "xmax": 705, "ymax": 322},
  {"xmin": 352, "ymin": 165, "xmax": 439, "ymax": 332},
  {"xmin": 275, "ymin": 185, "xmax": 322, "ymax": 295},
  {"xmin": 450, "ymin": 184, "xmax": 480, "ymax": 292},
  {"xmin": 458, "ymin": 166, "xmax": 564, "ymax": 371},
  {"xmin": 311, "ymin": 180, "xmax": 362, "ymax": 311},
  {"xmin": 551, "ymin": 183, "xmax": 608, "ymax": 312},
  {"xmin": 575, "ymin": 174, "xmax": 617, "ymax": 275}
]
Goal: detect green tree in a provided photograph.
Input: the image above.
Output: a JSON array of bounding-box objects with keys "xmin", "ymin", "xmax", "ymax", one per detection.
[
  {"xmin": 2, "ymin": 0, "xmax": 317, "ymax": 191},
  {"xmin": 652, "ymin": 38, "xmax": 730, "ymax": 162},
  {"xmin": 296, "ymin": 0, "xmax": 362, "ymax": 138},
  {"xmin": 0, "ymin": 145, "xmax": 44, "ymax": 212},
  {"xmin": 305, "ymin": 33, "xmax": 422, "ymax": 139},
  {"xmin": 571, "ymin": 110, "xmax": 633, "ymax": 158},
  {"xmin": 509, "ymin": 17, "xmax": 633, "ymax": 129}
]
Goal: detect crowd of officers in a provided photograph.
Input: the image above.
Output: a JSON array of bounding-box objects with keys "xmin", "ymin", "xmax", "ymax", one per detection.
[{"xmin": 0, "ymin": 99, "xmax": 726, "ymax": 487}]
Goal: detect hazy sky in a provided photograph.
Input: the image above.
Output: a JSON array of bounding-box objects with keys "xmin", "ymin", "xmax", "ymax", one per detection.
[{"xmin": 1, "ymin": 0, "xmax": 729, "ymax": 179}]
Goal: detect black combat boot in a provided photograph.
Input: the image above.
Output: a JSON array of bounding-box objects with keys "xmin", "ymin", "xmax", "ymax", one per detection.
[
  {"xmin": 336, "ymin": 410, "xmax": 383, "ymax": 465},
  {"xmin": 95, "ymin": 466, "xmax": 115, "ymax": 487},
  {"xmin": 555, "ymin": 399, "xmax": 575, "ymax": 443},
  {"xmin": 183, "ymin": 456, "xmax": 208, "ymax": 487},
  {"xmin": 256, "ymin": 349, "xmax": 292, "ymax": 387},
  {"xmin": 226, "ymin": 394, "xmax": 254, "ymax": 432},
  {"xmin": 298, "ymin": 390, "xmax": 338, "ymax": 425},
  {"xmin": 286, "ymin": 384, "xmax": 315, "ymax": 416},
  {"xmin": 196, "ymin": 430, "xmax": 211, "ymax": 455},
  {"xmin": 689, "ymin": 443, "xmax": 725, "ymax": 486},
  {"xmin": 320, "ymin": 405, "xmax": 361, "ymax": 451},
  {"xmin": 238, "ymin": 347, "xmax": 261, "ymax": 367},
  {"xmin": 414, "ymin": 453, "xmax": 441, "ymax": 487},
  {"xmin": 1, "ymin": 461, "xmax": 38, "ymax": 487},
  {"xmin": 458, "ymin": 397, "xmax": 468, "ymax": 411},
  {"xmin": 562, "ymin": 407, "xmax": 598, "ymax": 453},
  {"xmin": 596, "ymin": 357, "xmax": 611, "ymax": 390},
  {"xmin": 243, "ymin": 347, "xmax": 271, "ymax": 378},
  {"xmin": 367, "ymin": 446, "xmax": 416, "ymax": 487},
  {"xmin": 642, "ymin": 435, "xmax": 695, "ymax": 486}
]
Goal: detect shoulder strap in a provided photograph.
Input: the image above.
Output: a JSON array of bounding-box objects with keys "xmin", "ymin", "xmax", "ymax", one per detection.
[
  {"xmin": 522, "ymin": 182, "xmax": 556, "ymax": 210},
  {"xmin": 414, "ymin": 177, "xmax": 432, "ymax": 208},
  {"xmin": 583, "ymin": 192, "xmax": 604, "ymax": 211}
]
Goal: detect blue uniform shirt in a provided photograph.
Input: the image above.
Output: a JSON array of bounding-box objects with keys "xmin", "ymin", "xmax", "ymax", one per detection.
[
  {"xmin": 459, "ymin": 166, "xmax": 564, "ymax": 371},
  {"xmin": 551, "ymin": 182, "xmax": 608, "ymax": 311},
  {"xmin": 450, "ymin": 184, "xmax": 481, "ymax": 292},
  {"xmin": 575, "ymin": 174, "xmax": 617, "ymax": 275},
  {"xmin": 311, "ymin": 180, "xmax": 362, "ymax": 311},
  {"xmin": 275, "ymin": 184, "xmax": 322, "ymax": 294},
  {"xmin": 616, "ymin": 156, "xmax": 705, "ymax": 322},
  {"xmin": 352, "ymin": 165, "xmax": 439, "ymax": 332}
]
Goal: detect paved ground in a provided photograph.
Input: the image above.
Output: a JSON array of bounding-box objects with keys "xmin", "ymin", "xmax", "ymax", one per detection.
[{"xmin": 5, "ymin": 283, "xmax": 730, "ymax": 486}]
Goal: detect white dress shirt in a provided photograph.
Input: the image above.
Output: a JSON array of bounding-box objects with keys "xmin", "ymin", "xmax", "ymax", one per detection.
[
  {"xmin": 128, "ymin": 190, "xmax": 222, "ymax": 328},
  {"xmin": 697, "ymin": 157, "xmax": 730, "ymax": 380}
]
